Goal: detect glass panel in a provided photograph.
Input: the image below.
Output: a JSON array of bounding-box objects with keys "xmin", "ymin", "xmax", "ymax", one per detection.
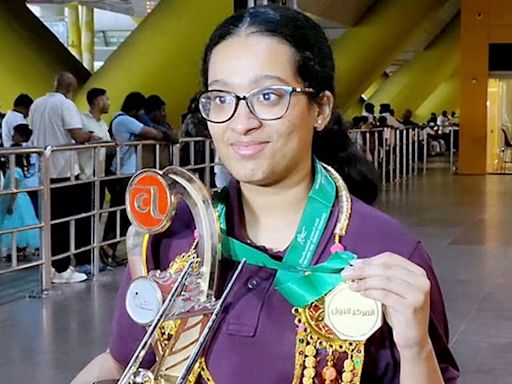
[{"xmin": 486, "ymin": 78, "xmax": 512, "ymax": 173}]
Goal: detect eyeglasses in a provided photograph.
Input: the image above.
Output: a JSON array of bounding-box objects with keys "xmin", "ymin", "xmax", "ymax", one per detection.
[{"xmin": 198, "ymin": 85, "xmax": 315, "ymax": 123}]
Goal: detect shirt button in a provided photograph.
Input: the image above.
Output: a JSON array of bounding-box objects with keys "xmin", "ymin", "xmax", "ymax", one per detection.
[{"xmin": 247, "ymin": 277, "xmax": 260, "ymax": 289}]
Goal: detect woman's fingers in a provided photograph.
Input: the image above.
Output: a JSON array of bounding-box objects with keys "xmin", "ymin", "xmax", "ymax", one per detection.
[
  {"xmin": 350, "ymin": 277, "xmax": 429, "ymax": 313},
  {"xmin": 343, "ymin": 263, "xmax": 419, "ymax": 286},
  {"xmin": 342, "ymin": 252, "xmax": 431, "ymax": 313},
  {"xmin": 354, "ymin": 252, "xmax": 427, "ymax": 277}
]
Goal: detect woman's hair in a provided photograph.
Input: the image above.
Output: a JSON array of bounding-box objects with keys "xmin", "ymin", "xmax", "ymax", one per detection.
[{"xmin": 201, "ymin": 5, "xmax": 380, "ymax": 204}]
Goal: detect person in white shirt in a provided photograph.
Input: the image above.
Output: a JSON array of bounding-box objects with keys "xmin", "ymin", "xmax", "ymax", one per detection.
[
  {"xmin": 437, "ymin": 110, "xmax": 451, "ymax": 152},
  {"xmin": 75, "ymin": 88, "xmax": 112, "ymax": 275},
  {"xmin": 2, "ymin": 94, "xmax": 33, "ymax": 148},
  {"xmin": 448, "ymin": 111, "xmax": 458, "ymax": 126},
  {"xmin": 362, "ymin": 102, "xmax": 376, "ymax": 125},
  {"xmin": 437, "ymin": 110, "xmax": 449, "ymax": 132},
  {"xmin": 78, "ymin": 88, "xmax": 111, "ymax": 181},
  {"xmin": 379, "ymin": 103, "xmax": 405, "ymax": 129},
  {"xmin": 29, "ymin": 72, "xmax": 99, "ymax": 284}
]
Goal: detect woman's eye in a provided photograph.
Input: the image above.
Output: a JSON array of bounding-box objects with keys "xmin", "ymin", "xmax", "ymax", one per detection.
[
  {"xmin": 214, "ymin": 95, "xmax": 233, "ymax": 105},
  {"xmin": 258, "ymin": 91, "xmax": 280, "ymax": 102}
]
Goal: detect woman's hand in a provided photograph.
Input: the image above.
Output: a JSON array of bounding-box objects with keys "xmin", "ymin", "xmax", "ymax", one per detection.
[{"xmin": 342, "ymin": 252, "xmax": 431, "ymax": 354}]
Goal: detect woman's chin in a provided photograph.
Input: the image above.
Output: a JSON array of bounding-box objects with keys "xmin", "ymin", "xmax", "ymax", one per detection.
[{"xmin": 230, "ymin": 169, "xmax": 269, "ymax": 186}]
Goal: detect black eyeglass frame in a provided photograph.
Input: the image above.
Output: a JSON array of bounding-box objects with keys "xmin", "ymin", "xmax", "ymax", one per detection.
[{"xmin": 198, "ymin": 85, "xmax": 316, "ymax": 124}]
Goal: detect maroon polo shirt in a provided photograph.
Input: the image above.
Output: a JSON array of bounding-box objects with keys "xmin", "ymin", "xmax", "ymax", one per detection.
[{"xmin": 109, "ymin": 181, "xmax": 459, "ymax": 383}]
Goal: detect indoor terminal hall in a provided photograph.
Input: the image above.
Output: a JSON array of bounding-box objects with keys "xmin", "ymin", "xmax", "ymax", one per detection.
[{"xmin": 0, "ymin": 0, "xmax": 510, "ymax": 383}]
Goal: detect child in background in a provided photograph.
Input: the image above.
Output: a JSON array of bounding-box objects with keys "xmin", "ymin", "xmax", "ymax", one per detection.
[
  {"xmin": 12, "ymin": 123, "xmax": 40, "ymax": 216},
  {"xmin": 0, "ymin": 133, "xmax": 40, "ymax": 259}
]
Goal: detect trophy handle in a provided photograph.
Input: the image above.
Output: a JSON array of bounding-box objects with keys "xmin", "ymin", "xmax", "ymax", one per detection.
[
  {"xmin": 126, "ymin": 225, "xmax": 147, "ymax": 280},
  {"xmin": 125, "ymin": 167, "xmax": 221, "ymax": 296}
]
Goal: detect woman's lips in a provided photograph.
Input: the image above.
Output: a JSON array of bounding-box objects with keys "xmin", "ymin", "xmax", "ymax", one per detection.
[{"xmin": 231, "ymin": 141, "xmax": 268, "ymax": 157}]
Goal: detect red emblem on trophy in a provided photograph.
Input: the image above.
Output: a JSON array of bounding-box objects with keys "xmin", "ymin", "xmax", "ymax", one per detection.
[{"xmin": 126, "ymin": 169, "xmax": 175, "ymax": 234}]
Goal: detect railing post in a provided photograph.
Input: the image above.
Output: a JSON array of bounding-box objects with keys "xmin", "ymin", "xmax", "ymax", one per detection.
[
  {"xmin": 414, "ymin": 127, "xmax": 419, "ymax": 175},
  {"xmin": 382, "ymin": 132, "xmax": 387, "ymax": 187},
  {"xmin": 402, "ymin": 129, "xmax": 406, "ymax": 179},
  {"xmin": 92, "ymin": 146, "xmax": 101, "ymax": 277},
  {"xmin": 450, "ymin": 127, "xmax": 455, "ymax": 174},
  {"xmin": 423, "ymin": 129, "xmax": 427, "ymax": 174},
  {"xmin": 41, "ymin": 147, "xmax": 53, "ymax": 294},
  {"xmin": 173, "ymin": 142, "xmax": 181, "ymax": 166}
]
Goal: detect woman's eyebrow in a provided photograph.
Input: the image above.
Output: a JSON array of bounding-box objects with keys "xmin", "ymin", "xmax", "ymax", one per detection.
[{"xmin": 208, "ymin": 75, "xmax": 290, "ymax": 89}]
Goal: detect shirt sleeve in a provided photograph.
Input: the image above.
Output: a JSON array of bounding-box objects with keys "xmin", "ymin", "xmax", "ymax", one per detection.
[
  {"xmin": 113, "ymin": 115, "xmax": 144, "ymax": 139},
  {"xmin": 62, "ymin": 100, "xmax": 82, "ymax": 130}
]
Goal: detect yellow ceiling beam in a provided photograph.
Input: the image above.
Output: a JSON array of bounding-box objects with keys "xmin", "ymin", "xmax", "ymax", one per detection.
[
  {"xmin": 369, "ymin": 16, "xmax": 459, "ymax": 116},
  {"xmin": 297, "ymin": 0, "xmax": 375, "ymax": 26},
  {"xmin": 416, "ymin": 68, "xmax": 459, "ymax": 123},
  {"xmin": 75, "ymin": 0, "xmax": 232, "ymax": 129},
  {"xmin": 331, "ymin": 0, "xmax": 447, "ymax": 112},
  {"xmin": 0, "ymin": 1, "xmax": 88, "ymax": 110}
]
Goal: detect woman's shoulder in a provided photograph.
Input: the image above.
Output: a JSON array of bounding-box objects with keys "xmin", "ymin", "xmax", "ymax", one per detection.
[{"xmin": 345, "ymin": 197, "xmax": 423, "ymax": 261}]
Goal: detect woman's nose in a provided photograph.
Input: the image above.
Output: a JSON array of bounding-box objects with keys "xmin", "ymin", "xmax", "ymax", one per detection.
[{"xmin": 227, "ymin": 100, "xmax": 262, "ymax": 134}]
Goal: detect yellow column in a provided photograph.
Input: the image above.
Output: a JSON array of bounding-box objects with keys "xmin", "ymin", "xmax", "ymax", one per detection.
[
  {"xmin": 81, "ymin": 5, "xmax": 94, "ymax": 72},
  {"xmin": 415, "ymin": 69, "xmax": 459, "ymax": 123},
  {"xmin": 66, "ymin": 3, "xmax": 82, "ymax": 61},
  {"xmin": 75, "ymin": 0, "xmax": 233, "ymax": 129},
  {"xmin": 368, "ymin": 17, "xmax": 459, "ymax": 116},
  {"xmin": 331, "ymin": 0, "xmax": 446, "ymax": 111},
  {"xmin": 459, "ymin": 0, "xmax": 489, "ymax": 174},
  {"xmin": 0, "ymin": 2, "xmax": 88, "ymax": 109}
]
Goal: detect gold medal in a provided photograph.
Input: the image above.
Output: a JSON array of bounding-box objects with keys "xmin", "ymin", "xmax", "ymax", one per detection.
[{"xmin": 324, "ymin": 282, "xmax": 382, "ymax": 341}]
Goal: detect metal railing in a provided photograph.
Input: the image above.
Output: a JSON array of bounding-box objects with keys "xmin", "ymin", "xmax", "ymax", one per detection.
[
  {"xmin": 0, "ymin": 139, "xmax": 219, "ymax": 295},
  {"xmin": 0, "ymin": 147, "xmax": 46, "ymax": 279},
  {"xmin": 347, "ymin": 125, "xmax": 428, "ymax": 186},
  {"xmin": 0, "ymin": 127, "xmax": 459, "ymax": 295}
]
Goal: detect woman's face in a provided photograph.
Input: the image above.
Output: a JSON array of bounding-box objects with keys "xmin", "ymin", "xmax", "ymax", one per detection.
[{"xmin": 206, "ymin": 34, "xmax": 331, "ymax": 187}]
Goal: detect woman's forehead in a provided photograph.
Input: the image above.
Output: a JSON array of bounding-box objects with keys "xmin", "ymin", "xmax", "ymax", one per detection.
[{"xmin": 207, "ymin": 34, "xmax": 301, "ymax": 89}]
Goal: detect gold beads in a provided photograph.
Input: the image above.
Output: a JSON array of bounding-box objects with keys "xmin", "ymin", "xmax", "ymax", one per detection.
[
  {"xmin": 305, "ymin": 345, "xmax": 316, "ymax": 357},
  {"xmin": 342, "ymin": 371, "xmax": 354, "ymax": 383},
  {"xmin": 304, "ymin": 367, "xmax": 316, "ymax": 378},
  {"xmin": 343, "ymin": 359, "xmax": 354, "ymax": 371},
  {"xmin": 305, "ymin": 356, "xmax": 316, "ymax": 368}
]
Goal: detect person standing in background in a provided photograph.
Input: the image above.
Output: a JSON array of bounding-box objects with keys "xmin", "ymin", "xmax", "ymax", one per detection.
[
  {"xmin": 101, "ymin": 92, "xmax": 164, "ymax": 267},
  {"xmin": 75, "ymin": 87, "xmax": 112, "ymax": 275},
  {"xmin": 30, "ymin": 72, "xmax": 99, "ymax": 284},
  {"xmin": 78, "ymin": 87, "xmax": 111, "ymax": 181},
  {"xmin": 2, "ymin": 94, "xmax": 33, "ymax": 148}
]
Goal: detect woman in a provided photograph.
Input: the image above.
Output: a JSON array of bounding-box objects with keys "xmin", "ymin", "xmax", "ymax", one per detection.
[{"xmin": 73, "ymin": 5, "xmax": 458, "ymax": 383}]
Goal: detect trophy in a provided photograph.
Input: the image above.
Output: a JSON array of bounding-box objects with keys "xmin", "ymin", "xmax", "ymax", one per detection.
[{"xmin": 115, "ymin": 166, "xmax": 245, "ymax": 384}]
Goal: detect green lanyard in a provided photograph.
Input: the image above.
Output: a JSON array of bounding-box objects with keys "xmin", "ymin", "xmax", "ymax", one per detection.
[{"xmin": 216, "ymin": 159, "xmax": 356, "ymax": 308}]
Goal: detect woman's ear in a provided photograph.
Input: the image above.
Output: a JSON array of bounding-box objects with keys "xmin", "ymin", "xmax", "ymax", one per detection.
[{"xmin": 314, "ymin": 91, "xmax": 334, "ymax": 131}]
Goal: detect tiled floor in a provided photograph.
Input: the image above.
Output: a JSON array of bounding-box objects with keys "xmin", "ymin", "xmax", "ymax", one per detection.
[{"xmin": 1, "ymin": 168, "xmax": 512, "ymax": 383}]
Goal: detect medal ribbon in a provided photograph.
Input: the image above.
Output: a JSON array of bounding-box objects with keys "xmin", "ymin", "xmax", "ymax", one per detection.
[{"xmin": 216, "ymin": 159, "xmax": 356, "ymax": 308}]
